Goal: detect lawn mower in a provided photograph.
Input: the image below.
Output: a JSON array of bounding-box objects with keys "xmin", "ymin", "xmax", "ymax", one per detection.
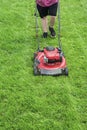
[{"xmin": 33, "ymin": 1, "xmax": 68, "ymax": 76}]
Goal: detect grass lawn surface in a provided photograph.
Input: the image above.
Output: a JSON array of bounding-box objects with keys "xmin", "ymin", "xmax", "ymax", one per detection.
[{"xmin": 0, "ymin": 0, "xmax": 87, "ymax": 130}]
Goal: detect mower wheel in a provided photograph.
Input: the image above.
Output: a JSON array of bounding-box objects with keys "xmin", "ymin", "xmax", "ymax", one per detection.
[
  {"xmin": 34, "ymin": 53, "xmax": 37, "ymax": 59},
  {"xmin": 31, "ymin": 53, "xmax": 37, "ymax": 61},
  {"xmin": 65, "ymin": 68, "xmax": 68, "ymax": 76},
  {"xmin": 34, "ymin": 66, "xmax": 39, "ymax": 75},
  {"xmin": 33, "ymin": 62, "xmax": 39, "ymax": 75}
]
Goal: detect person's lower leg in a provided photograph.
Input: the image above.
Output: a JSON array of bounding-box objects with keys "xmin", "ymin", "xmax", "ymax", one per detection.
[
  {"xmin": 41, "ymin": 17, "xmax": 48, "ymax": 38},
  {"xmin": 49, "ymin": 16, "xmax": 56, "ymax": 37},
  {"xmin": 49, "ymin": 16, "xmax": 56, "ymax": 28},
  {"xmin": 41, "ymin": 17, "xmax": 48, "ymax": 32}
]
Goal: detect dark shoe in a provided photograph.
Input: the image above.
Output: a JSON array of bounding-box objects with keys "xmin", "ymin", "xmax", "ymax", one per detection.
[
  {"xmin": 43, "ymin": 32, "xmax": 48, "ymax": 38},
  {"xmin": 49, "ymin": 26, "xmax": 56, "ymax": 38}
]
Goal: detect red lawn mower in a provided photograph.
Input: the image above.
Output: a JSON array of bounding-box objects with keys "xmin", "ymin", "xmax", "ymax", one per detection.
[{"xmin": 33, "ymin": 1, "xmax": 68, "ymax": 76}]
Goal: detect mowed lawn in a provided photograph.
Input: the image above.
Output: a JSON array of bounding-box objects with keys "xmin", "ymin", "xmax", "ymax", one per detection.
[{"xmin": 0, "ymin": 0, "xmax": 87, "ymax": 130}]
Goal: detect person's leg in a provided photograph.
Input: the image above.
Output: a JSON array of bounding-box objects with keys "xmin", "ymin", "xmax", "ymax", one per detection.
[
  {"xmin": 49, "ymin": 3, "xmax": 58, "ymax": 37},
  {"xmin": 49, "ymin": 16, "xmax": 56, "ymax": 28},
  {"xmin": 37, "ymin": 4, "xmax": 48, "ymax": 38},
  {"xmin": 41, "ymin": 17, "xmax": 48, "ymax": 32},
  {"xmin": 41, "ymin": 17, "xmax": 48, "ymax": 38},
  {"xmin": 49, "ymin": 16, "xmax": 56, "ymax": 37}
]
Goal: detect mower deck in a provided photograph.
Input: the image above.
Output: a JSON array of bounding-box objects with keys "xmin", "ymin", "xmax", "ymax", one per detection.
[{"xmin": 33, "ymin": 46, "xmax": 68, "ymax": 76}]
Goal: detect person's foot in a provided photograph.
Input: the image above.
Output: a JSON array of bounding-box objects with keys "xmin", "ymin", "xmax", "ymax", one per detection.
[
  {"xmin": 43, "ymin": 32, "xmax": 48, "ymax": 38},
  {"xmin": 49, "ymin": 26, "xmax": 56, "ymax": 38}
]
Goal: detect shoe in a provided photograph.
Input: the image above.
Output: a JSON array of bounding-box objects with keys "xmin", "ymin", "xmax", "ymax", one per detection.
[
  {"xmin": 43, "ymin": 32, "xmax": 48, "ymax": 38},
  {"xmin": 49, "ymin": 26, "xmax": 56, "ymax": 38}
]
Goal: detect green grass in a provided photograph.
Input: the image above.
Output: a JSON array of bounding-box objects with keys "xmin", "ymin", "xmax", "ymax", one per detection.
[{"xmin": 0, "ymin": 0, "xmax": 87, "ymax": 130}]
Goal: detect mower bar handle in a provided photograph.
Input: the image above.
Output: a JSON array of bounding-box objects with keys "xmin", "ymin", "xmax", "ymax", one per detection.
[{"xmin": 58, "ymin": 0, "xmax": 62, "ymax": 49}]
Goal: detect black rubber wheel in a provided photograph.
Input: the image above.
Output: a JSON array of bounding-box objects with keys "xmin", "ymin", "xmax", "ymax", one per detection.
[
  {"xmin": 65, "ymin": 68, "xmax": 68, "ymax": 76},
  {"xmin": 31, "ymin": 53, "xmax": 37, "ymax": 61},
  {"xmin": 33, "ymin": 62, "xmax": 39, "ymax": 75},
  {"xmin": 34, "ymin": 53, "xmax": 37, "ymax": 59},
  {"xmin": 34, "ymin": 67, "xmax": 38, "ymax": 75}
]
